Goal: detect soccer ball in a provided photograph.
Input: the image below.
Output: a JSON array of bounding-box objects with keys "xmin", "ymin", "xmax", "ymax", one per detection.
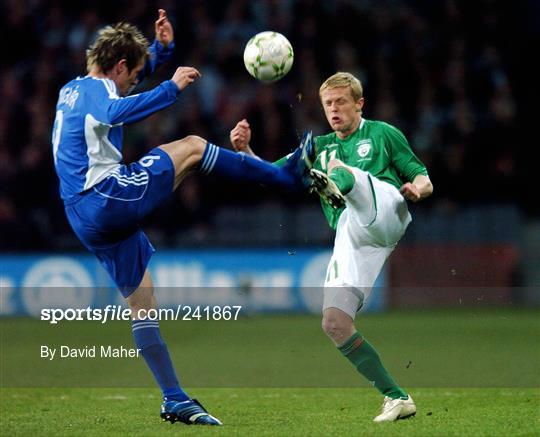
[{"xmin": 243, "ymin": 31, "xmax": 294, "ymax": 83}]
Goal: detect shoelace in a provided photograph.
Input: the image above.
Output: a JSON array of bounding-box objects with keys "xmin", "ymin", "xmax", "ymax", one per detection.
[{"xmin": 381, "ymin": 396, "xmax": 397, "ymax": 411}]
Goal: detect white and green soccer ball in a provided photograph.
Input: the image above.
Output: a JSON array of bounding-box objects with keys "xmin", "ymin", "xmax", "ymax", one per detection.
[{"xmin": 243, "ymin": 31, "xmax": 294, "ymax": 83}]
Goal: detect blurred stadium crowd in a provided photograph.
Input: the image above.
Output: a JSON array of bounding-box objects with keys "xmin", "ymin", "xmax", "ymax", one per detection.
[{"xmin": 0, "ymin": 0, "xmax": 531, "ymax": 250}]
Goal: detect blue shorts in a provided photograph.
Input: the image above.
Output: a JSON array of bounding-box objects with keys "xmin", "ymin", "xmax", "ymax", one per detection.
[{"xmin": 64, "ymin": 148, "xmax": 175, "ymax": 297}]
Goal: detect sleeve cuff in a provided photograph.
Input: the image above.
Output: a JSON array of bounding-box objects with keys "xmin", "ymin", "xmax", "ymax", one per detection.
[
  {"xmin": 164, "ymin": 80, "xmax": 181, "ymax": 97},
  {"xmin": 154, "ymin": 39, "xmax": 175, "ymax": 53}
]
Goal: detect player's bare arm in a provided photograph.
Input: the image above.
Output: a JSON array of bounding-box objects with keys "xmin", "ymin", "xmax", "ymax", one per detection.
[
  {"xmin": 155, "ymin": 9, "xmax": 174, "ymax": 47},
  {"xmin": 230, "ymin": 119, "xmax": 259, "ymax": 158},
  {"xmin": 171, "ymin": 66, "xmax": 201, "ymax": 91},
  {"xmin": 399, "ymin": 175, "xmax": 433, "ymax": 202}
]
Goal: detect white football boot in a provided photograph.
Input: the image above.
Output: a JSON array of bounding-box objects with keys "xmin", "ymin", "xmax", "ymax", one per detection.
[
  {"xmin": 309, "ymin": 169, "xmax": 346, "ymax": 209},
  {"xmin": 373, "ymin": 395, "xmax": 416, "ymax": 422}
]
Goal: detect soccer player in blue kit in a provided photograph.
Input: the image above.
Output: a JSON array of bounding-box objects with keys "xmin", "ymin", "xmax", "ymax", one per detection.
[{"xmin": 52, "ymin": 10, "xmax": 311, "ymax": 426}]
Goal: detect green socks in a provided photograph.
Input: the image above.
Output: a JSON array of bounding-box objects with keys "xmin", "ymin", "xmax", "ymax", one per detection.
[
  {"xmin": 338, "ymin": 332, "xmax": 407, "ymax": 399},
  {"xmin": 329, "ymin": 167, "xmax": 355, "ymax": 195}
]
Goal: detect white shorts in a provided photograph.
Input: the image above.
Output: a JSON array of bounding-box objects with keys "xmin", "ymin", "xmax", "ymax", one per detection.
[{"xmin": 323, "ymin": 168, "xmax": 412, "ymax": 319}]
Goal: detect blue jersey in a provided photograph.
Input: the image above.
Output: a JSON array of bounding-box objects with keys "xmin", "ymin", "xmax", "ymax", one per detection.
[{"xmin": 52, "ymin": 40, "xmax": 179, "ymax": 202}]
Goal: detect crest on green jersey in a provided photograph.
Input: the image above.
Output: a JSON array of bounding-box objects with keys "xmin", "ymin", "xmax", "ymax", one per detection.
[{"xmin": 357, "ymin": 139, "xmax": 372, "ymax": 158}]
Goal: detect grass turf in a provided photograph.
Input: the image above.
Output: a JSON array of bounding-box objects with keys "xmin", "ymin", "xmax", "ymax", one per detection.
[
  {"xmin": 1, "ymin": 309, "xmax": 539, "ymax": 435},
  {"xmin": 1, "ymin": 387, "xmax": 539, "ymax": 436},
  {"xmin": 2, "ymin": 309, "xmax": 539, "ymax": 388}
]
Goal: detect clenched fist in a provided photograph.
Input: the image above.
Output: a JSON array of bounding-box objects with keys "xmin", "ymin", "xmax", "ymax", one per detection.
[{"xmin": 171, "ymin": 67, "xmax": 201, "ymax": 91}]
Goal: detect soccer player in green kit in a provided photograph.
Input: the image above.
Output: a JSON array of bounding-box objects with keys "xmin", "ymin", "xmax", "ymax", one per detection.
[{"xmin": 230, "ymin": 72, "xmax": 433, "ymax": 422}]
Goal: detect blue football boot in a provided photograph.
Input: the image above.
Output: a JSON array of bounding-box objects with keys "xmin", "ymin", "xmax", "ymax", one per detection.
[
  {"xmin": 160, "ymin": 398, "xmax": 222, "ymax": 425},
  {"xmin": 284, "ymin": 130, "xmax": 317, "ymax": 190},
  {"xmin": 285, "ymin": 131, "xmax": 345, "ymax": 208}
]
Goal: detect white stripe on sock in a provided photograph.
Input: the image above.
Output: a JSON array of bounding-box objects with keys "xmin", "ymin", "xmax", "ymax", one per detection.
[
  {"xmin": 132, "ymin": 320, "xmax": 159, "ymax": 326},
  {"xmin": 132, "ymin": 320, "xmax": 159, "ymax": 325},
  {"xmin": 200, "ymin": 145, "xmax": 213, "ymax": 174},
  {"xmin": 132, "ymin": 324, "xmax": 159, "ymax": 332},
  {"xmin": 205, "ymin": 145, "xmax": 220, "ymax": 173},
  {"xmin": 200, "ymin": 144, "xmax": 217, "ymax": 174}
]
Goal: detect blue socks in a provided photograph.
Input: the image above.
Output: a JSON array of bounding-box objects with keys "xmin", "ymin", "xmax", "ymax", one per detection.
[
  {"xmin": 132, "ymin": 319, "xmax": 189, "ymax": 401},
  {"xmin": 199, "ymin": 142, "xmax": 299, "ymax": 190}
]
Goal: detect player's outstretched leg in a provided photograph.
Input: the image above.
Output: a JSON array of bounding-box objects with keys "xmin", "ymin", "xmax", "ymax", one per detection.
[
  {"xmin": 128, "ymin": 270, "xmax": 222, "ymax": 426},
  {"xmin": 158, "ymin": 134, "xmax": 314, "ymax": 192},
  {"xmin": 200, "ymin": 142, "xmax": 301, "ymax": 188},
  {"xmin": 199, "ymin": 132, "xmax": 318, "ymax": 190}
]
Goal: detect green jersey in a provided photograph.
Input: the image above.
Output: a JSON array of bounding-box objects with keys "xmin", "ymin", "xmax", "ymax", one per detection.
[{"xmin": 279, "ymin": 119, "xmax": 428, "ymax": 230}]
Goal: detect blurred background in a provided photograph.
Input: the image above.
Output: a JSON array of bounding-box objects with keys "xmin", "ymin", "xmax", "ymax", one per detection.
[{"xmin": 0, "ymin": 0, "xmax": 538, "ymax": 310}]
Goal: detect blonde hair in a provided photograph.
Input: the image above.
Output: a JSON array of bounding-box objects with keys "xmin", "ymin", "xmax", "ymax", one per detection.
[
  {"xmin": 86, "ymin": 22, "xmax": 150, "ymax": 73},
  {"xmin": 319, "ymin": 72, "xmax": 363, "ymax": 101}
]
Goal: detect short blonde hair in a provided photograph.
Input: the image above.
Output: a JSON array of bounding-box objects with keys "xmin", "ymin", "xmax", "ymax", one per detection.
[
  {"xmin": 319, "ymin": 72, "xmax": 363, "ymax": 101},
  {"xmin": 86, "ymin": 22, "xmax": 150, "ymax": 73}
]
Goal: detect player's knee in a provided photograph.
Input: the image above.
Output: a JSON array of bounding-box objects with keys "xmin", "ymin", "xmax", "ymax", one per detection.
[
  {"xmin": 322, "ymin": 313, "xmax": 353, "ymax": 344},
  {"xmin": 159, "ymin": 135, "xmax": 207, "ymax": 170},
  {"xmin": 183, "ymin": 135, "xmax": 205, "ymax": 150},
  {"xmin": 126, "ymin": 287, "xmax": 155, "ymax": 319},
  {"xmin": 181, "ymin": 135, "xmax": 206, "ymax": 164}
]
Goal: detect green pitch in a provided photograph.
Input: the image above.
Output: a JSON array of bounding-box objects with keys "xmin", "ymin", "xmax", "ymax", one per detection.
[
  {"xmin": 1, "ymin": 387, "xmax": 538, "ymax": 436},
  {"xmin": 1, "ymin": 309, "xmax": 539, "ymax": 435}
]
